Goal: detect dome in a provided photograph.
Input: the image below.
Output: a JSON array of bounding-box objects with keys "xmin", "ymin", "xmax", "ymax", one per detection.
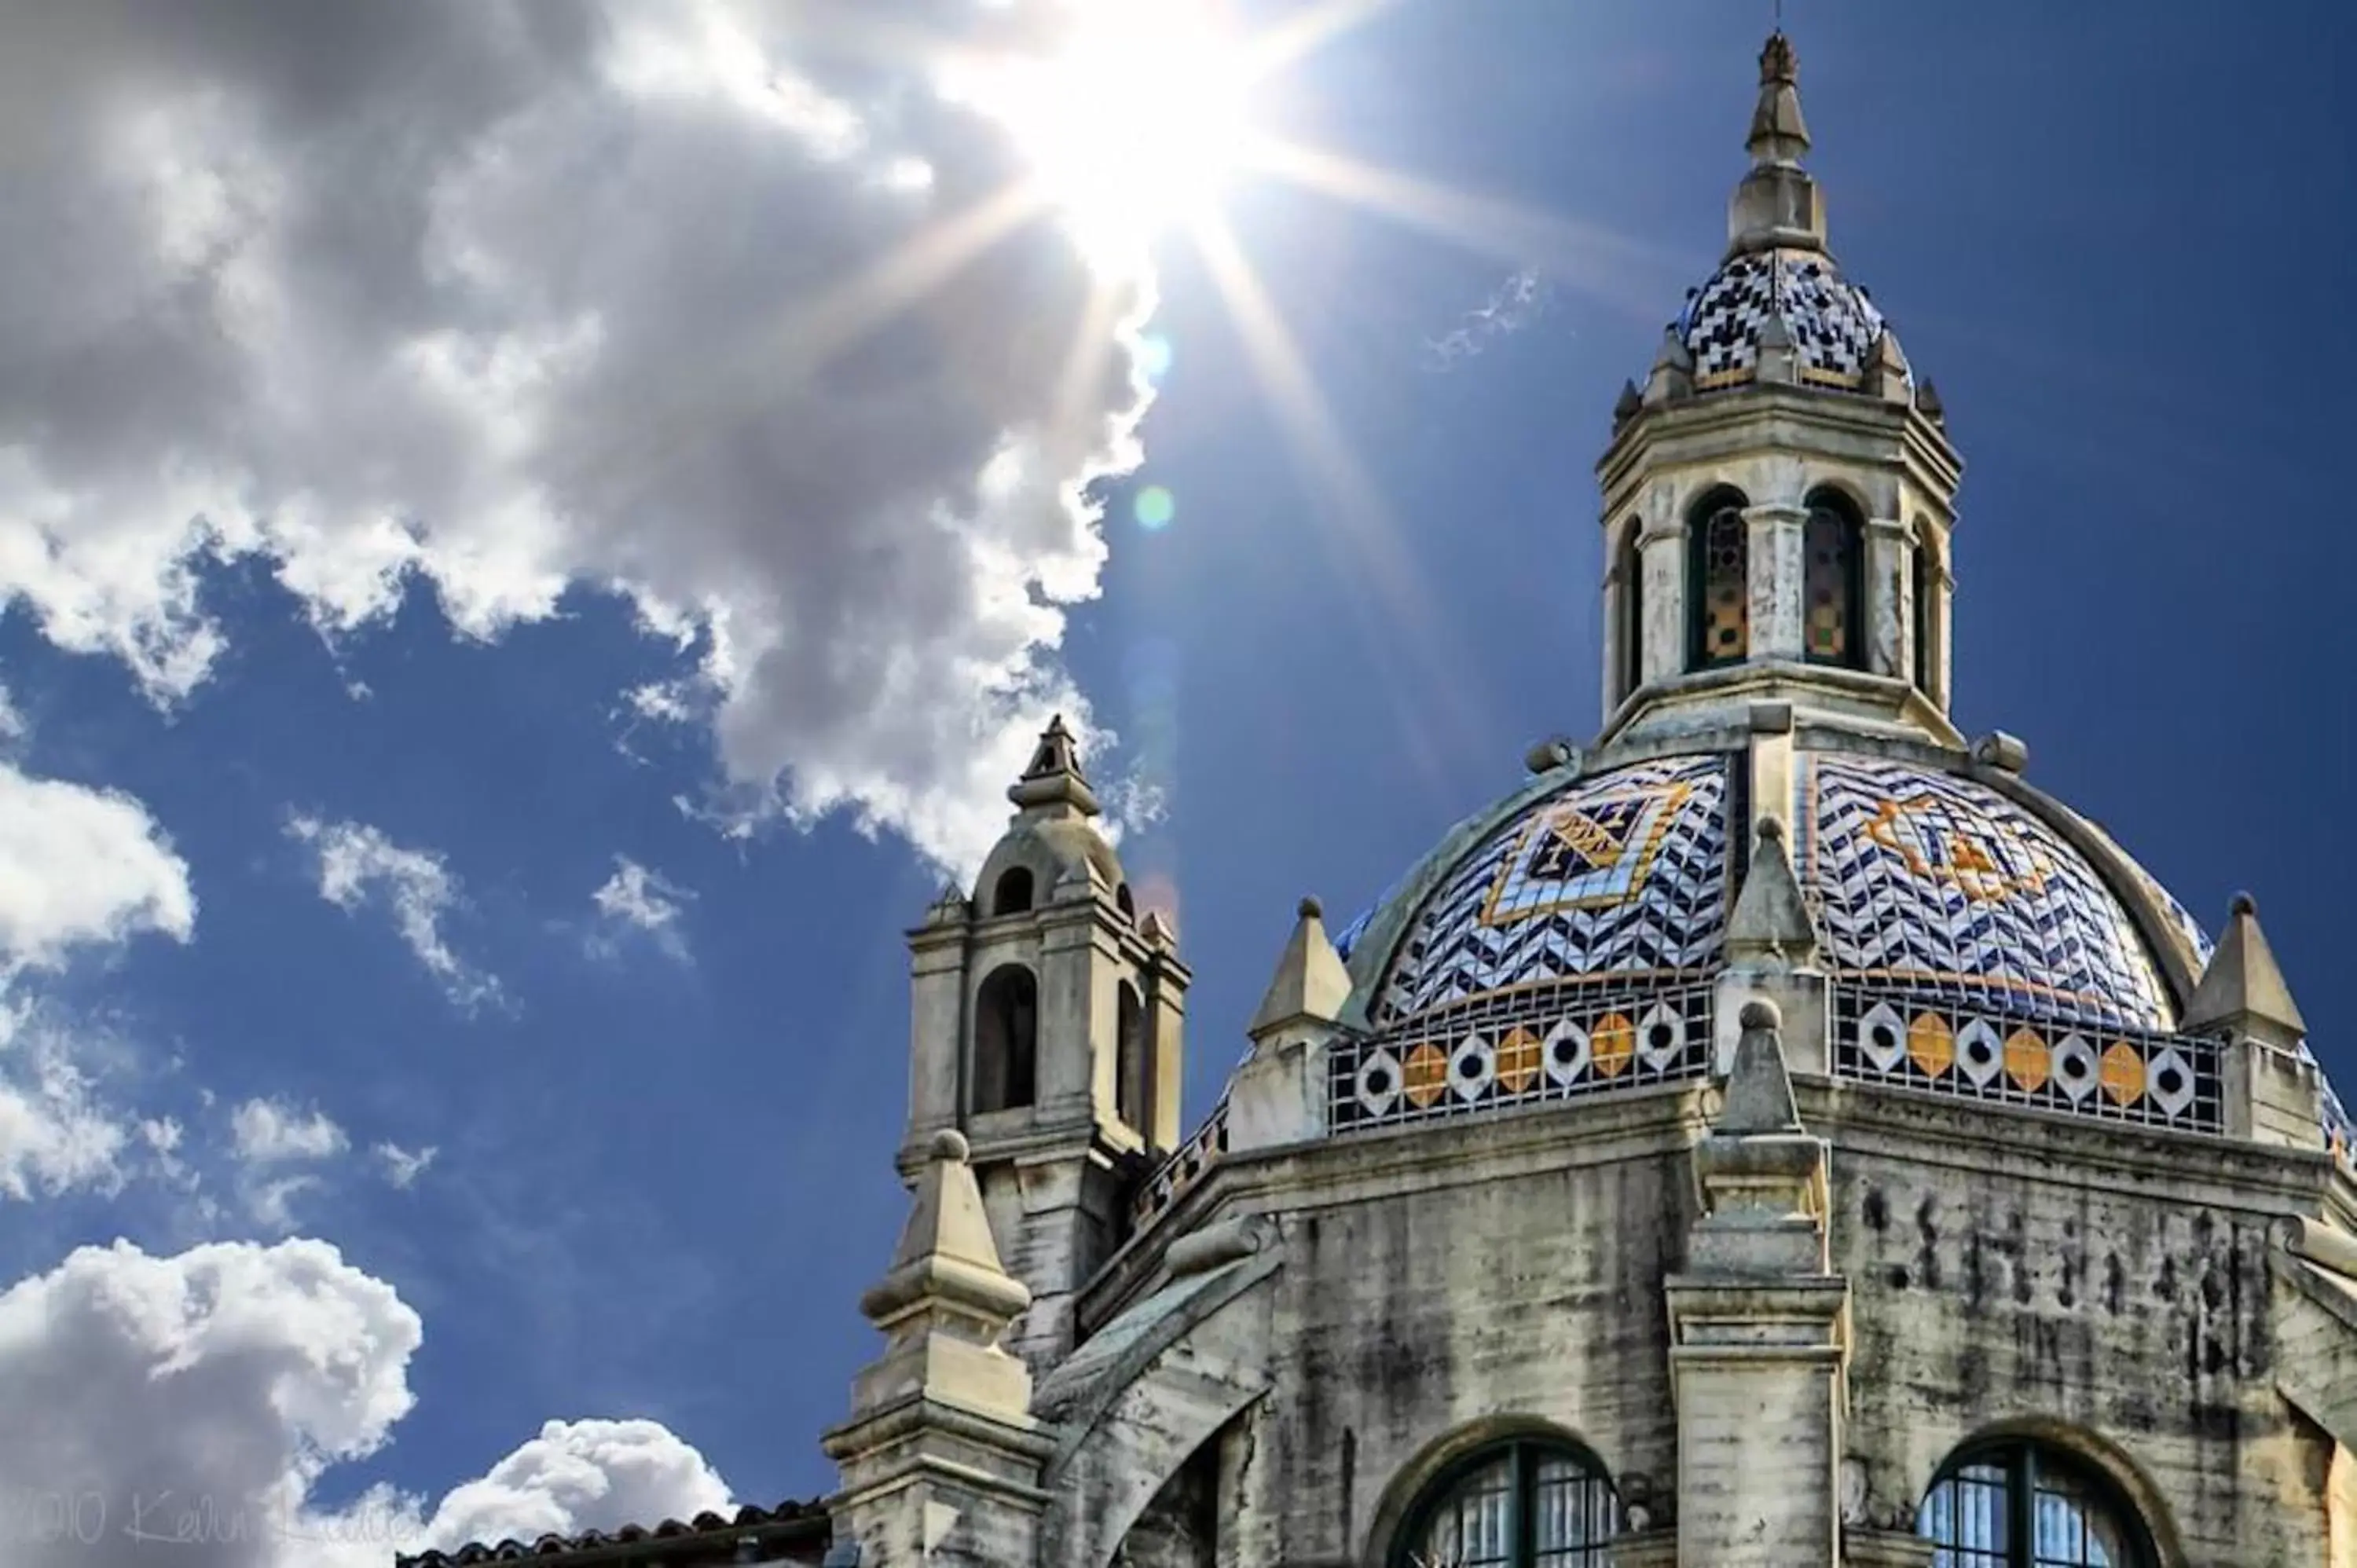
[
  {"xmin": 1368, "ymin": 750, "xmax": 2179, "ymax": 1033},
  {"xmin": 1317, "ymin": 747, "xmax": 2303, "ymax": 1139},
  {"xmin": 1677, "ymin": 247, "xmax": 1902, "ymax": 395}
]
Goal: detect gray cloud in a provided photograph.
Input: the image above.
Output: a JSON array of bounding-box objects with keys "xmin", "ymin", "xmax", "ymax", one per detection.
[{"xmin": 0, "ymin": 0, "xmax": 1150, "ymax": 873}]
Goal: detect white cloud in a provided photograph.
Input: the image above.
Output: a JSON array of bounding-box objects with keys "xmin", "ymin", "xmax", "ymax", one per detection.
[
  {"xmin": 1424, "ymin": 267, "xmax": 1553, "ymax": 370},
  {"xmin": 0, "ymin": 0, "xmax": 1154, "ymax": 877},
  {"xmin": 0, "ymin": 998, "xmax": 134, "ymax": 1201},
  {"xmin": 286, "ymin": 817, "xmax": 500, "ymax": 1011},
  {"xmin": 229, "ymin": 1098, "xmax": 349, "ymax": 1165},
  {"xmin": 0, "ymin": 1236, "xmax": 748, "ymax": 1566},
  {"xmin": 0, "ymin": 763, "xmax": 194, "ymax": 973},
  {"xmin": 0, "ymin": 1237, "xmax": 427, "ymax": 1568},
  {"xmin": 372, "ymin": 1142, "xmax": 437, "ymax": 1189},
  {"xmin": 589, "ymin": 858, "xmax": 691, "ymax": 961},
  {"xmin": 224, "ymin": 1100, "xmax": 350, "ymax": 1229},
  {"xmin": 416, "ymin": 1419, "xmax": 733, "ymax": 1554}
]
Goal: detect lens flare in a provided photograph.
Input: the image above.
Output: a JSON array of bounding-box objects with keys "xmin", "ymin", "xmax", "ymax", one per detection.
[{"xmin": 1135, "ymin": 485, "xmax": 1178, "ymax": 531}]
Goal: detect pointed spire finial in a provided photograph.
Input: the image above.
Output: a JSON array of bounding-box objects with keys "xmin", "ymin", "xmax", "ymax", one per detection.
[
  {"xmin": 1007, "ymin": 713, "xmax": 1101, "ymax": 819},
  {"xmin": 2186, "ymin": 892, "xmax": 2308, "ymax": 1048},
  {"xmin": 1728, "ymin": 816, "xmax": 1818, "ymax": 965},
  {"xmin": 1721, "ymin": 998, "xmax": 1805, "ymax": 1134},
  {"xmin": 1248, "ymin": 894, "xmax": 1352, "ymax": 1042},
  {"xmin": 1747, "ymin": 31, "xmax": 1811, "ymax": 167}
]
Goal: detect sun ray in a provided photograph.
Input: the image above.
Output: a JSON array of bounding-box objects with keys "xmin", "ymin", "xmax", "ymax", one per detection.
[
  {"xmin": 1188, "ymin": 211, "xmax": 1501, "ymax": 804},
  {"xmin": 1244, "ymin": 0, "xmax": 1403, "ymax": 77},
  {"xmin": 1243, "ymin": 137, "xmax": 1686, "ymax": 321}
]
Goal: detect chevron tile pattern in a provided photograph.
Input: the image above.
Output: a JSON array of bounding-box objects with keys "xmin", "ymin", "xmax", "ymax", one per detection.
[
  {"xmin": 1795, "ymin": 755, "xmax": 2176, "ymax": 1031},
  {"xmin": 1373, "ymin": 755, "xmax": 1730, "ymax": 1024}
]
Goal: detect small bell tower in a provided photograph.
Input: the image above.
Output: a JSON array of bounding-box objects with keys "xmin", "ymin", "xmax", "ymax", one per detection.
[{"xmin": 899, "ymin": 716, "xmax": 1189, "ymax": 1368}]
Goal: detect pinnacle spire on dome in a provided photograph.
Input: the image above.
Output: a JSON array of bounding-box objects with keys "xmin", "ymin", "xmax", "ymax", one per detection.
[
  {"xmin": 1747, "ymin": 31, "xmax": 1811, "ymax": 167},
  {"xmin": 1726, "ymin": 30, "xmax": 1827, "ymax": 256}
]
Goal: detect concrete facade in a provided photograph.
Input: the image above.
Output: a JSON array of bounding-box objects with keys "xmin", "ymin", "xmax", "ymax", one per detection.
[{"xmin": 816, "ymin": 31, "xmax": 2357, "ymax": 1568}]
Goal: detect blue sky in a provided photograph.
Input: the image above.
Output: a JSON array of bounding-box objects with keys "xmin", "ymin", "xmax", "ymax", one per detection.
[{"xmin": 0, "ymin": 0, "xmax": 2350, "ymax": 1559}]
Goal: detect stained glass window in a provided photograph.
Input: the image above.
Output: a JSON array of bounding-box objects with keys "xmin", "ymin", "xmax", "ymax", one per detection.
[
  {"xmin": 1919, "ymin": 1443, "xmax": 2152, "ymax": 1568},
  {"xmin": 1395, "ymin": 1441, "xmax": 1618, "ymax": 1568},
  {"xmin": 1688, "ymin": 494, "xmax": 1750, "ymax": 669},
  {"xmin": 1804, "ymin": 492, "xmax": 1864, "ymax": 667}
]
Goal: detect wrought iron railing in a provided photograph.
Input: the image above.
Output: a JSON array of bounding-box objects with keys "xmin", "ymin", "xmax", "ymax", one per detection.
[
  {"xmin": 1830, "ymin": 984, "xmax": 2224, "ymax": 1134},
  {"xmin": 1131, "ymin": 1094, "xmax": 1230, "ymax": 1225},
  {"xmin": 1329, "ymin": 980, "xmax": 1716, "ymax": 1134}
]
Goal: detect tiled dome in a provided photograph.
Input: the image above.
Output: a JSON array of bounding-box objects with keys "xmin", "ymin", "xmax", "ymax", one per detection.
[
  {"xmin": 1368, "ymin": 750, "xmax": 2183, "ymax": 1034},
  {"xmin": 1677, "ymin": 247, "xmax": 1901, "ymax": 394},
  {"xmin": 1318, "ymin": 749, "xmax": 2319, "ymax": 1140}
]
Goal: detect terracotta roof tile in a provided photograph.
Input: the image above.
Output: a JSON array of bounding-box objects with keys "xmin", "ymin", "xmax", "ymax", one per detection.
[{"xmin": 395, "ymin": 1500, "xmax": 828, "ymax": 1568}]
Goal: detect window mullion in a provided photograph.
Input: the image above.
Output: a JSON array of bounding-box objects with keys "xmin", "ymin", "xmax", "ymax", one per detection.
[{"xmin": 2012, "ymin": 1446, "xmax": 2036, "ymax": 1568}]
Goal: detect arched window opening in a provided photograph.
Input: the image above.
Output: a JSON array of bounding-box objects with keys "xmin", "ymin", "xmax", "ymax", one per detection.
[
  {"xmin": 1116, "ymin": 981, "xmax": 1149, "ymax": 1133},
  {"xmin": 991, "ymin": 866, "xmax": 1034, "ymax": 916},
  {"xmin": 973, "ymin": 965, "xmax": 1039, "ymax": 1112},
  {"xmin": 1802, "ymin": 489, "xmax": 1865, "ymax": 669},
  {"xmin": 1919, "ymin": 1441, "xmax": 2155, "ymax": 1568},
  {"xmin": 1616, "ymin": 518, "xmax": 1645, "ymax": 698},
  {"xmin": 1116, "ymin": 881, "xmax": 1137, "ymax": 920},
  {"xmin": 1392, "ymin": 1439, "xmax": 1618, "ymax": 1567},
  {"xmin": 1912, "ymin": 528, "xmax": 1937, "ymax": 694},
  {"xmin": 1685, "ymin": 491, "xmax": 1750, "ymax": 671}
]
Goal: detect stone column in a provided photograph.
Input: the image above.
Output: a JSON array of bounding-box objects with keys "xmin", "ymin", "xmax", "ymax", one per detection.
[
  {"xmin": 1639, "ymin": 522, "xmax": 1687, "ymax": 687},
  {"xmin": 1746, "ymin": 502, "xmax": 1808, "ymax": 661},
  {"xmin": 1864, "ymin": 517, "xmax": 1908, "ymax": 679},
  {"xmin": 1665, "ymin": 1000, "xmax": 1849, "ymax": 1567},
  {"xmin": 900, "ymin": 899, "xmax": 972, "ymax": 1179},
  {"xmin": 824, "ymin": 1130, "xmax": 1054, "ymax": 1567}
]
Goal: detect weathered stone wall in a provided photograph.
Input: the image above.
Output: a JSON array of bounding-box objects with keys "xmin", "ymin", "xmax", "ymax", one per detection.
[
  {"xmin": 1083, "ymin": 1079, "xmax": 2348, "ymax": 1567},
  {"xmin": 1825, "ymin": 1097, "xmax": 2335, "ymax": 1565},
  {"xmin": 1215, "ymin": 1112, "xmax": 1702, "ymax": 1564}
]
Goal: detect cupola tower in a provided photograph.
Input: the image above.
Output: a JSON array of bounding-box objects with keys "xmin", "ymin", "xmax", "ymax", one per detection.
[{"xmin": 1599, "ymin": 32, "xmax": 1959, "ymax": 747}]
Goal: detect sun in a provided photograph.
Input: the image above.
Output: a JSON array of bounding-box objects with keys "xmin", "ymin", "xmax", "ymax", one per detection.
[{"xmin": 960, "ymin": 1, "xmax": 1260, "ymax": 269}]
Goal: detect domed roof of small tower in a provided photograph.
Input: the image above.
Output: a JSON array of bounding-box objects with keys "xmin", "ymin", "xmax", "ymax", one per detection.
[
  {"xmin": 1655, "ymin": 31, "xmax": 1914, "ymax": 401},
  {"xmin": 970, "ymin": 716, "xmax": 1126, "ymax": 910}
]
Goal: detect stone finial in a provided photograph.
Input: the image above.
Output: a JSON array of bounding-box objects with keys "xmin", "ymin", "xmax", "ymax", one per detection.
[
  {"xmin": 1612, "ymin": 379, "xmax": 1644, "ymax": 430},
  {"xmin": 1728, "ymin": 31, "xmax": 1827, "ymax": 255},
  {"xmin": 1865, "ymin": 329, "xmax": 1912, "ymax": 403},
  {"xmin": 1524, "ymin": 735, "xmax": 1578, "ymax": 775},
  {"xmin": 2186, "ymin": 892, "xmax": 2308, "ymax": 1048},
  {"xmin": 1007, "ymin": 714, "xmax": 1101, "ymax": 819},
  {"xmin": 1721, "ymin": 998, "xmax": 1805, "ymax": 1135},
  {"xmin": 1247, "ymin": 895, "xmax": 1352, "ymax": 1041},
  {"xmin": 860, "ymin": 1127, "xmax": 1031, "ymax": 1329},
  {"xmin": 1916, "ymin": 378, "xmax": 1947, "ymax": 425},
  {"xmin": 1970, "ymin": 731, "xmax": 2029, "ymax": 774},
  {"xmin": 1644, "ymin": 324, "xmax": 1694, "ymax": 405},
  {"xmin": 1728, "ymin": 816, "xmax": 1817, "ymax": 965},
  {"xmin": 1747, "ymin": 31, "xmax": 1812, "ymax": 167}
]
